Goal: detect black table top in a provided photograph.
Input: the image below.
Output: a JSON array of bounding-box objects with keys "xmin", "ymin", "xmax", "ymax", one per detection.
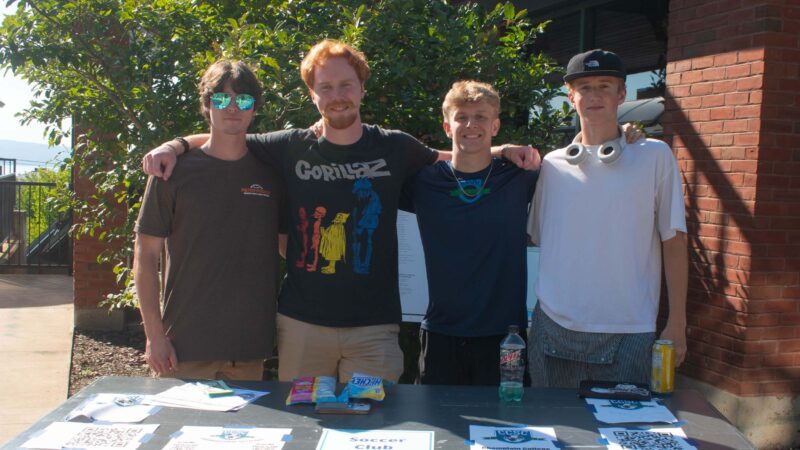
[{"xmin": 2, "ymin": 376, "xmax": 755, "ymax": 449}]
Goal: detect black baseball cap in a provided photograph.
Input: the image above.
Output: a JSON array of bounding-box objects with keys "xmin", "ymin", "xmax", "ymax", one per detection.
[{"xmin": 564, "ymin": 49, "xmax": 626, "ymax": 82}]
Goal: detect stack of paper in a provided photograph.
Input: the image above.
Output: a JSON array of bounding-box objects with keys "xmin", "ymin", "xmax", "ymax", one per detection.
[
  {"xmin": 147, "ymin": 383, "xmax": 269, "ymax": 412},
  {"xmin": 65, "ymin": 394, "xmax": 159, "ymax": 423},
  {"xmin": 469, "ymin": 425, "xmax": 560, "ymax": 450}
]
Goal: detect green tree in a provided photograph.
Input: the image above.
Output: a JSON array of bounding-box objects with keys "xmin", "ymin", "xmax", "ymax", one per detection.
[
  {"xmin": 1, "ymin": 0, "xmax": 569, "ymax": 309},
  {"xmin": 17, "ymin": 167, "xmax": 69, "ymax": 244}
]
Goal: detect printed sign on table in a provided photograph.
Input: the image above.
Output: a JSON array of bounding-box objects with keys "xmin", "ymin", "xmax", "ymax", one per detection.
[
  {"xmin": 316, "ymin": 428, "xmax": 433, "ymax": 450},
  {"xmin": 586, "ymin": 398, "xmax": 678, "ymax": 424},
  {"xmin": 469, "ymin": 425, "xmax": 559, "ymax": 449},
  {"xmin": 163, "ymin": 426, "xmax": 292, "ymax": 450},
  {"xmin": 64, "ymin": 393, "xmax": 159, "ymax": 423},
  {"xmin": 598, "ymin": 427, "xmax": 697, "ymax": 450},
  {"xmin": 22, "ymin": 422, "xmax": 158, "ymax": 450}
]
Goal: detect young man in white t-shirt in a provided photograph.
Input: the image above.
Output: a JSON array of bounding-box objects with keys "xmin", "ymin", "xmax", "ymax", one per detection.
[{"xmin": 527, "ymin": 49, "xmax": 688, "ymax": 388}]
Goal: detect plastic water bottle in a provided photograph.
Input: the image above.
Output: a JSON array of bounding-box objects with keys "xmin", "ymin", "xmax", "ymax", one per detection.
[{"xmin": 499, "ymin": 325, "xmax": 525, "ymax": 402}]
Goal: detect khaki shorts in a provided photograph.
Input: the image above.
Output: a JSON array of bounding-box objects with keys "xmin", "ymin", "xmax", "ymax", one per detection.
[
  {"xmin": 156, "ymin": 359, "xmax": 264, "ymax": 381},
  {"xmin": 277, "ymin": 313, "xmax": 404, "ymax": 383}
]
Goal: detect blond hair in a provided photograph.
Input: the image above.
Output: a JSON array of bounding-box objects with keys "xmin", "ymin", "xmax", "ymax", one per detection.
[
  {"xmin": 442, "ymin": 80, "xmax": 500, "ymax": 119},
  {"xmin": 300, "ymin": 39, "xmax": 370, "ymax": 89}
]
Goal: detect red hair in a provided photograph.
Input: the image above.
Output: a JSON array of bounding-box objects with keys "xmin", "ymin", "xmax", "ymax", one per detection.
[{"xmin": 300, "ymin": 39, "xmax": 370, "ymax": 89}]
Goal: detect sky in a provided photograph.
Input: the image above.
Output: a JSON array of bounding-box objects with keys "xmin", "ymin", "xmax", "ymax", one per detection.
[
  {"xmin": 0, "ymin": 70, "xmax": 62, "ymax": 146},
  {"xmin": 1, "ymin": 1, "xmax": 54, "ymax": 144},
  {"xmin": 0, "ymin": 3, "xmax": 71, "ymax": 172}
]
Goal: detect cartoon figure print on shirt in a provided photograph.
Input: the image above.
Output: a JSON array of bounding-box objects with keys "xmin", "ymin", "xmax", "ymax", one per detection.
[
  {"xmin": 319, "ymin": 212, "xmax": 350, "ymax": 274},
  {"xmin": 294, "ymin": 156, "xmax": 392, "ymax": 275},
  {"xmin": 351, "ymin": 178, "xmax": 382, "ymax": 274},
  {"xmin": 306, "ymin": 206, "xmax": 327, "ymax": 272},
  {"xmin": 295, "ymin": 179, "xmax": 382, "ymax": 276}
]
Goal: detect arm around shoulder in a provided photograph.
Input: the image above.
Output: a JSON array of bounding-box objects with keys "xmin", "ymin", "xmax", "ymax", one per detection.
[{"xmin": 142, "ymin": 134, "xmax": 211, "ymax": 180}]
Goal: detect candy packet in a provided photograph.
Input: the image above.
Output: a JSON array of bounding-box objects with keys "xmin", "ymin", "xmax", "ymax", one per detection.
[
  {"xmin": 337, "ymin": 373, "xmax": 386, "ymax": 402},
  {"xmin": 285, "ymin": 376, "xmax": 337, "ymax": 405},
  {"xmin": 195, "ymin": 380, "xmax": 234, "ymax": 397}
]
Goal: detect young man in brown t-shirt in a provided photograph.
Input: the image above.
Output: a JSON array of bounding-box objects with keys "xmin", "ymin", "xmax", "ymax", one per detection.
[{"xmin": 133, "ymin": 60, "xmax": 284, "ymax": 380}]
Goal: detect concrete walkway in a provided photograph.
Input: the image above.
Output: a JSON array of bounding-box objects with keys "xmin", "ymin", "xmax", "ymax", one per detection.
[{"xmin": 0, "ymin": 274, "xmax": 73, "ymax": 445}]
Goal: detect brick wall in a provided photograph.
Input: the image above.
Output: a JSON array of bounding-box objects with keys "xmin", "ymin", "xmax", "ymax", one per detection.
[
  {"xmin": 71, "ymin": 134, "xmax": 127, "ymax": 326},
  {"xmin": 663, "ymin": 0, "xmax": 800, "ymax": 396}
]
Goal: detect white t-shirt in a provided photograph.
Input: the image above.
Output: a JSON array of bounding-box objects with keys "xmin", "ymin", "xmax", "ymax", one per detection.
[{"xmin": 528, "ymin": 138, "xmax": 686, "ymax": 333}]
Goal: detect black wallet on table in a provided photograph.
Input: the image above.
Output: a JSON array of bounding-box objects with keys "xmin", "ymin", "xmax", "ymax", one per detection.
[{"xmin": 578, "ymin": 380, "xmax": 652, "ymax": 401}]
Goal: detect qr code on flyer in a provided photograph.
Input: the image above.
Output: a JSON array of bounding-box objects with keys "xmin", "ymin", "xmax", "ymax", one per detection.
[
  {"xmin": 611, "ymin": 430, "xmax": 685, "ymax": 450},
  {"xmin": 65, "ymin": 425, "xmax": 144, "ymax": 448}
]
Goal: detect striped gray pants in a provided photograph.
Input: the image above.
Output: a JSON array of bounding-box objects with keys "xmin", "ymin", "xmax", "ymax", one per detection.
[{"xmin": 527, "ymin": 303, "xmax": 654, "ymax": 388}]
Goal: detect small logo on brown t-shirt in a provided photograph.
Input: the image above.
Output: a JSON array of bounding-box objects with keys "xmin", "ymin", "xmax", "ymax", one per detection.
[{"xmin": 241, "ymin": 184, "xmax": 271, "ymax": 197}]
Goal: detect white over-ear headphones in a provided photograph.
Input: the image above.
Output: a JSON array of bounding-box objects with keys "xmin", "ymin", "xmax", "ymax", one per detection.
[{"xmin": 565, "ymin": 126, "xmax": 626, "ymax": 165}]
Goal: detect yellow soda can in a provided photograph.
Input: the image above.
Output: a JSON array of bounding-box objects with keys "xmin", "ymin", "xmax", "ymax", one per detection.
[{"xmin": 651, "ymin": 339, "xmax": 675, "ymax": 394}]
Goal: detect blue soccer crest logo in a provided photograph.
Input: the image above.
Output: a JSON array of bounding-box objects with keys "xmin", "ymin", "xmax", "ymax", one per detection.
[
  {"xmin": 493, "ymin": 429, "xmax": 541, "ymax": 443},
  {"xmin": 219, "ymin": 429, "xmax": 249, "ymax": 440},
  {"xmin": 608, "ymin": 400, "xmax": 649, "ymax": 410}
]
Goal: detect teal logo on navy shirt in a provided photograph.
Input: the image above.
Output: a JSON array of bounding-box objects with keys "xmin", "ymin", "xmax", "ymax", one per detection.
[{"xmin": 449, "ymin": 179, "xmax": 491, "ymax": 203}]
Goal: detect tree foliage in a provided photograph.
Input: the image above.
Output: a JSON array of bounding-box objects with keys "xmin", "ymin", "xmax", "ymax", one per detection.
[
  {"xmin": 1, "ymin": 0, "xmax": 569, "ymax": 308},
  {"xmin": 17, "ymin": 167, "xmax": 70, "ymax": 246}
]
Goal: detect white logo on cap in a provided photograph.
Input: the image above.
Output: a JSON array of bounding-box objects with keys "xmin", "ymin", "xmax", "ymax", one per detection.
[{"xmin": 585, "ymin": 60, "xmax": 600, "ymax": 68}]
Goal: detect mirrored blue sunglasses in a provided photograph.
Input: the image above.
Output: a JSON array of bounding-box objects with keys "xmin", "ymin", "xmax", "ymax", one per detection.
[{"xmin": 211, "ymin": 92, "xmax": 255, "ymax": 111}]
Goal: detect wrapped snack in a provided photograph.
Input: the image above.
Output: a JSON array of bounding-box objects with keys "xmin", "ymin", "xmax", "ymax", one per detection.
[
  {"xmin": 337, "ymin": 373, "xmax": 386, "ymax": 402},
  {"xmin": 286, "ymin": 376, "xmax": 337, "ymax": 405},
  {"xmin": 315, "ymin": 376, "xmax": 337, "ymax": 403}
]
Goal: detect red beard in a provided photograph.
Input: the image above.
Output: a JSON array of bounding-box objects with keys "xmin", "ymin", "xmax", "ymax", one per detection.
[{"xmin": 322, "ymin": 101, "xmax": 359, "ymax": 129}]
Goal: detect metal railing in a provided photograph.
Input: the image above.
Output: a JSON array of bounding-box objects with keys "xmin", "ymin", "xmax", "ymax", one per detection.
[
  {"xmin": 0, "ymin": 179, "xmax": 71, "ymax": 269},
  {"xmin": 0, "ymin": 158, "xmax": 17, "ymax": 176}
]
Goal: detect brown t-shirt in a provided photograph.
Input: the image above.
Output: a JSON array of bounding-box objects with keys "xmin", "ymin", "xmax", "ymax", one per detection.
[{"xmin": 135, "ymin": 149, "xmax": 283, "ymax": 362}]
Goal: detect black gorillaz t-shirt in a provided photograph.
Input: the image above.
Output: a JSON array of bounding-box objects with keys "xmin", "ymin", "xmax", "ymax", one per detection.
[{"xmin": 247, "ymin": 125, "xmax": 437, "ymax": 327}]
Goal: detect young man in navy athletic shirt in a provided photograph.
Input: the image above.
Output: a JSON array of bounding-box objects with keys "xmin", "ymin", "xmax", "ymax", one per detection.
[{"xmin": 401, "ymin": 81, "xmax": 537, "ymax": 385}]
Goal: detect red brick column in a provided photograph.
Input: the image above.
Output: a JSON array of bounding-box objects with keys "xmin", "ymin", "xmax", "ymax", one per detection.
[
  {"xmin": 72, "ymin": 133, "xmax": 127, "ymax": 330},
  {"xmin": 662, "ymin": 0, "xmax": 799, "ymax": 445}
]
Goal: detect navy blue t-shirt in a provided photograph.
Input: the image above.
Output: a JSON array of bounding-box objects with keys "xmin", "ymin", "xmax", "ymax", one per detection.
[{"xmin": 401, "ymin": 158, "xmax": 538, "ymax": 337}]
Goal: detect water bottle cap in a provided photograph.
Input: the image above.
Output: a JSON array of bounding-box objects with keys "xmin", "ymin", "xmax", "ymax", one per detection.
[{"xmin": 508, "ymin": 325, "xmax": 519, "ymax": 334}]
